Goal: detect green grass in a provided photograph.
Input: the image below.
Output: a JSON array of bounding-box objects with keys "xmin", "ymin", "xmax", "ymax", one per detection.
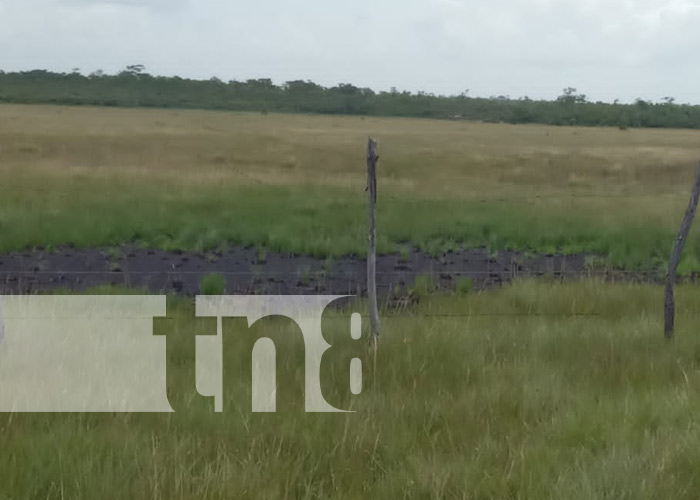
[
  {"xmin": 2, "ymin": 104, "xmax": 700, "ymax": 269},
  {"xmin": 199, "ymin": 273, "xmax": 226, "ymax": 295},
  {"xmin": 411, "ymin": 274, "xmax": 436, "ymax": 298},
  {"xmin": 456, "ymin": 277, "xmax": 474, "ymax": 295},
  {"xmin": 3, "ymin": 281, "xmax": 700, "ymax": 498},
  {"xmin": 0, "ymin": 175, "xmax": 692, "ymax": 269}
]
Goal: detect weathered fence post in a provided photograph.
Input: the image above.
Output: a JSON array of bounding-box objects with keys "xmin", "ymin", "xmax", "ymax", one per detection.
[
  {"xmin": 367, "ymin": 137, "xmax": 380, "ymax": 339},
  {"xmin": 665, "ymin": 161, "xmax": 700, "ymax": 339}
]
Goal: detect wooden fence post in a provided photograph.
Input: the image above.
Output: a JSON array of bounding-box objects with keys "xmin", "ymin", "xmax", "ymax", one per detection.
[
  {"xmin": 367, "ymin": 137, "xmax": 380, "ymax": 338},
  {"xmin": 665, "ymin": 161, "xmax": 700, "ymax": 339}
]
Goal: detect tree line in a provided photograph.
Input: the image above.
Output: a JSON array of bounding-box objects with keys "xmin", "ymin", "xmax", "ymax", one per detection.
[{"xmin": 2, "ymin": 67, "xmax": 700, "ymax": 129}]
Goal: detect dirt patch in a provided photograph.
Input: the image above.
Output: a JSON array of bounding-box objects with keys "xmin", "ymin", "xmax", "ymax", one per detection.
[{"xmin": 0, "ymin": 245, "xmax": 613, "ymax": 296}]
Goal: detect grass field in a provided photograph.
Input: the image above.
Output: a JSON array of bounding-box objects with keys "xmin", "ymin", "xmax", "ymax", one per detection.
[
  {"xmin": 2, "ymin": 281, "xmax": 700, "ymax": 499},
  {"xmin": 3, "ymin": 104, "xmax": 700, "ymax": 499},
  {"xmin": 2, "ymin": 104, "xmax": 700, "ymax": 268}
]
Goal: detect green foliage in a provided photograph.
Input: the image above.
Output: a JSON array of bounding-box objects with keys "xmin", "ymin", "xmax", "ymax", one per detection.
[
  {"xmin": 456, "ymin": 277, "xmax": 474, "ymax": 295},
  {"xmin": 2, "ymin": 70, "xmax": 700, "ymax": 129},
  {"xmin": 199, "ymin": 273, "xmax": 225, "ymax": 295},
  {"xmin": 411, "ymin": 274, "xmax": 435, "ymax": 298}
]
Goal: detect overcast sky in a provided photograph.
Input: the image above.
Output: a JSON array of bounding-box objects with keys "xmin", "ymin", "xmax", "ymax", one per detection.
[{"xmin": 1, "ymin": 0, "xmax": 699, "ymax": 103}]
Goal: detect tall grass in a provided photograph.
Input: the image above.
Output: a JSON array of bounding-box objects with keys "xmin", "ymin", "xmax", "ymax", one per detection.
[{"xmin": 2, "ymin": 281, "xmax": 700, "ymax": 499}]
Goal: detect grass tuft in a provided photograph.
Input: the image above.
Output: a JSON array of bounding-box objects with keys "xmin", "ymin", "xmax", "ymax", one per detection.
[{"xmin": 199, "ymin": 273, "xmax": 225, "ymax": 295}]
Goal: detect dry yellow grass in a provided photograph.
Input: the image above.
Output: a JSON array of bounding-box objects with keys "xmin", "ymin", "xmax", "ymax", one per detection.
[{"xmin": 2, "ymin": 103, "xmax": 699, "ymax": 197}]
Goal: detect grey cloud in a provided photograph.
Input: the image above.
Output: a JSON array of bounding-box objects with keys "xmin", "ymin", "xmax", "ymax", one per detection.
[{"xmin": 1, "ymin": 0, "xmax": 700, "ymax": 102}]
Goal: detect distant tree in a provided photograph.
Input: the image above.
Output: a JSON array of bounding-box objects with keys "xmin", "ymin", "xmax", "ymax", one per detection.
[
  {"xmin": 246, "ymin": 78, "xmax": 274, "ymax": 89},
  {"xmin": 335, "ymin": 83, "xmax": 361, "ymax": 95},
  {"xmin": 635, "ymin": 98, "xmax": 649, "ymax": 106},
  {"xmin": 123, "ymin": 64, "xmax": 146, "ymax": 76},
  {"xmin": 557, "ymin": 87, "xmax": 587, "ymax": 104},
  {"xmin": 2, "ymin": 69, "xmax": 700, "ymax": 130}
]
